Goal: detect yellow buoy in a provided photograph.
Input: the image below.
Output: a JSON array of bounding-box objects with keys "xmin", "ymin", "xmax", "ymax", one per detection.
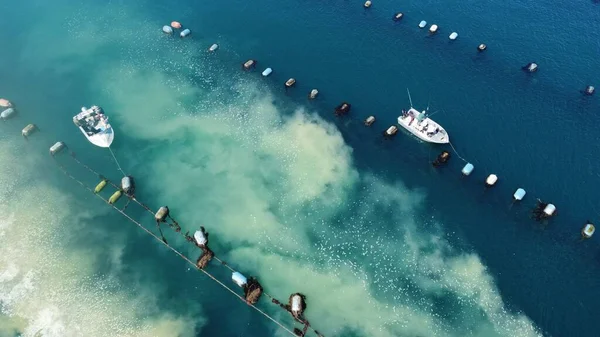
[
  {"xmin": 108, "ymin": 190, "xmax": 122, "ymax": 204},
  {"xmin": 94, "ymin": 180, "xmax": 108, "ymax": 194}
]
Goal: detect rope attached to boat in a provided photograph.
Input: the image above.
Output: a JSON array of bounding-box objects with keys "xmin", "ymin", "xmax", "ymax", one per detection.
[
  {"xmin": 448, "ymin": 141, "xmax": 468, "ymax": 163},
  {"xmin": 108, "ymin": 146, "xmax": 127, "ymax": 176},
  {"xmin": 60, "ymin": 153, "xmax": 324, "ymax": 337}
]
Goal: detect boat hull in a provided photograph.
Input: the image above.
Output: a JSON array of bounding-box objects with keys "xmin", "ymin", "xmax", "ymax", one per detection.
[
  {"xmin": 397, "ymin": 116, "xmax": 449, "ymax": 144},
  {"xmin": 78, "ymin": 126, "xmax": 114, "ymax": 148}
]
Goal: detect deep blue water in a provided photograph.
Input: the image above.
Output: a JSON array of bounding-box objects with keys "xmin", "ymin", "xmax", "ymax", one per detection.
[{"xmin": 1, "ymin": 0, "xmax": 600, "ymax": 336}]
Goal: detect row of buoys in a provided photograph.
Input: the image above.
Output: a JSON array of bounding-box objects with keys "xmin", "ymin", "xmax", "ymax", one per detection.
[
  {"xmin": 241, "ymin": 59, "xmax": 321, "ymax": 100},
  {"xmin": 162, "ymin": 21, "xmax": 191, "ymax": 38}
]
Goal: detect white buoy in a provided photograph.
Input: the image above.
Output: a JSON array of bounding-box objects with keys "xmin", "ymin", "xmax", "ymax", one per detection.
[
  {"xmin": 418, "ymin": 20, "xmax": 427, "ymax": 29},
  {"xmin": 461, "ymin": 163, "xmax": 474, "ymax": 176},
  {"xmin": 364, "ymin": 116, "xmax": 375, "ymax": 126},
  {"xmin": 513, "ymin": 188, "xmax": 526, "ymax": 201},
  {"xmin": 162, "ymin": 25, "xmax": 173, "ymax": 34},
  {"xmin": 49, "ymin": 141, "xmax": 65, "ymax": 156},
  {"xmin": 478, "ymin": 44, "xmax": 487, "ymax": 52},
  {"xmin": 285, "ymin": 78, "xmax": 296, "ymax": 88},
  {"xmin": 180, "ymin": 28, "xmax": 191, "ymax": 38},
  {"xmin": 208, "ymin": 43, "xmax": 219, "ymax": 52},
  {"xmin": 582, "ymin": 223, "xmax": 595, "ymax": 239},
  {"xmin": 232, "ymin": 272, "xmax": 247, "ymax": 287},
  {"xmin": 194, "ymin": 230, "xmax": 207, "ymax": 246},
  {"xmin": 394, "ymin": 13, "xmax": 404, "ymax": 21},
  {"xmin": 22, "ymin": 124, "xmax": 37, "ymax": 137},
  {"xmin": 485, "ymin": 174, "xmax": 498, "ymax": 187},
  {"xmin": 262, "ymin": 68, "xmax": 273, "ymax": 77},
  {"xmin": 309, "ymin": 89, "xmax": 319, "ymax": 99},
  {"xmin": 0, "ymin": 108, "xmax": 16, "ymax": 120},
  {"xmin": 385, "ymin": 125, "xmax": 398, "ymax": 136},
  {"xmin": 364, "ymin": 1, "xmax": 372, "ymax": 8},
  {"xmin": 449, "ymin": 32, "xmax": 458, "ymax": 40},
  {"xmin": 543, "ymin": 204, "xmax": 556, "ymax": 217},
  {"xmin": 429, "ymin": 24, "xmax": 438, "ymax": 34}
]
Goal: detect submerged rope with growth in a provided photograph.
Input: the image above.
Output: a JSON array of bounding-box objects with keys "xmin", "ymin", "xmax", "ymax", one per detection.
[{"xmin": 61, "ymin": 153, "xmax": 323, "ymax": 337}]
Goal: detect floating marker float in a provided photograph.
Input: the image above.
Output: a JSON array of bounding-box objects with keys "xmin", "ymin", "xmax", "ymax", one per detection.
[
  {"xmin": 232, "ymin": 272, "xmax": 248, "ymax": 287},
  {"xmin": 171, "ymin": 21, "xmax": 182, "ymax": 29},
  {"xmin": 429, "ymin": 24, "xmax": 438, "ymax": 34},
  {"xmin": 364, "ymin": 1, "xmax": 372, "ymax": 8},
  {"xmin": 461, "ymin": 163, "xmax": 474, "ymax": 176},
  {"xmin": 393, "ymin": 13, "xmax": 404, "ymax": 21},
  {"xmin": 478, "ymin": 44, "xmax": 487, "ymax": 52},
  {"xmin": 513, "ymin": 188, "xmax": 526, "ymax": 201},
  {"xmin": 0, "ymin": 98, "xmax": 12, "ymax": 108},
  {"xmin": 285, "ymin": 78, "xmax": 296, "ymax": 88},
  {"xmin": 522, "ymin": 62, "xmax": 538, "ymax": 73},
  {"xmin": 121, "ymin": 176, "xmax": 135, "ymax": 196},
  {"xmin": 49, "ymin": 142, "xmax": 65, "ymax": 156},
  {"xmin": 584, "ymin": 85, "xmax": 595, "ymax": 96},
  {"xmin": 108, "ymin": 190, "xmax": 122, "ymax": 204},
  {"xmin": 1, "ymin": 108, "xmax": 16, "ymax": 120},
  {"xmin": 419, "ymin": 20, "xmax": 427, "ymax": 29},
  {"xmin": 22, "ymin": 124, "xmax": 37, "ymax": 137},
  {"xmin": 162, "ymin": 25, "xmax": 173, "ymax": 34},
  {"xmin": 485, "ymin": 174, "xmax": 498, "ymax": 187},
  {"xmin": 194, "ymin": 229, "xmax": 208, "ymax": 246},
  {"xmin": 582, "ymin": 223, "xmax": 595, "ymax": 239},
  {"xmin": 262, "ymin": 68, "xmax": 273, "ymax": 77},
  {"xmin": 94, "ymin": 179, "xmax": 108, "ymax": 194},
  {"xmin": 155, "ymin": 206, "xmax": 170, "ymax": 222},
  {"xmin": 364, "ymin": 116, "xmax": 375, "ymax": 126},
  {"xmin": 543, "ymin": 203, "xmax": 556, "ymax": 217},
  {"xmin": 243, "ymin": 59, "xmax": 256, "ymax": 70},
  {"xmin": 309, "ymin": 89, "xmax": 319, "ymax": 99},
  {"xmin": 449, "ymin": 32, "xmax": 458, "ymax": 40},
  {"xmin": 180, "ymin": 28, "xmax": 191, "ymax": 38},
  {"xmin": 385, "ymin": 125, "xmax": 398, "ymax": 136},
  {"xmin": 334, "ymin": 102, "xmax": 351, "ymax": 116},
  {"xmin": 208, "ymin": 43, "xmax": 219, "ymax": 52}
]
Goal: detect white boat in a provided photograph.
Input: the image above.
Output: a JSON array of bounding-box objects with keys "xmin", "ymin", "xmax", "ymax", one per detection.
[
  {"xmin": 397, "ymin": 90, "xmax": 449, "ymax": 144},
  {"xmin": 73, "ymin": 106, "xmax": 114, "ymax": 148}
]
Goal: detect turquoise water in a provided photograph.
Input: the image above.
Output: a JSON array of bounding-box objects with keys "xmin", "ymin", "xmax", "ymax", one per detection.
[{"xmin": 1, "ymin": 0, "xmax": 599, "ymax": 336}]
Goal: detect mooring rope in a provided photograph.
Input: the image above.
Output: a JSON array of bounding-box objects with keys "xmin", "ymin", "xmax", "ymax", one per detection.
[
  {"xmin": 448, "ymin": 141, "xmax": 468, "ymax": 163},
  {"xmin": 108, "ymin": 146, "xmax": 127, "ymax": 176},
  {"xmin": 54, "ymin": 161, "xmax": 300, "ymax": 337},
  {"xmin": 65, "ymin": 153, "xmax": 325, "ymax": 336}
]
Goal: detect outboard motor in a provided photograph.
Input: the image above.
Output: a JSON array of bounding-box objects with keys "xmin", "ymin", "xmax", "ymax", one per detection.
[{"xmin": 121, "ymin": 175, "xmax": 135, "ymax": 196}]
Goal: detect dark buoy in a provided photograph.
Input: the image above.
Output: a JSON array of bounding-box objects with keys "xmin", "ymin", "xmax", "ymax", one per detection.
[
  {"xmin": 477, "ymin": 44, "xmax": 487, "ymax": 52},
  {"xmin": 243, "ymin": 277, "xmax": 263, "ymax": 304},
  {"xmin": 393, "ymin": 12, "xmax": 404, "ymax": 21},
  {"xmin": 242, "ymin": 59, "xmax": 256, "ymax": 70},
  {"xmin": 522, "ymin": 62, "xmax": 538, "ymax": 73},
  {"xmin": 334, "ymin": 102, "xmax": 351, "ymax": 116},
  {"xmin": 432, "ymin": 150, "xmax": 450, "ymax": 167},
  {"xmin": 584, "ymin": 85, "xmax": 595, "ymax": 96}
]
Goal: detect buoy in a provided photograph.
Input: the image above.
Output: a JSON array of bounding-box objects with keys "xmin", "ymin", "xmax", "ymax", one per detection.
[
  {"xmin": 461, "ymin": 163, "xmax": 474, "ymax": 176},
  {"xmin": 309, "ymin": 89, "xmax": 319, "ymax": 99},
  {"xmin": 522, "ymin": 62, "xmax": 538, "ymax": 73},
  {"xmin": 162, "ymin": 25, "xmax": 173, "ymax": 34},
  {"xmin": 243, "ymin": 59, "xmax": 256, "ymax": 70},
  {"xmin": 180, "ymin": 28, "xmax": 191, "ymax": 38},
  {"xmin": 364, "ymin": 116, "xmax": 376, "ymax": 126},
  {"xmin": 334, "ymin": 102, "xmax": 351, "ymax": 116},
  {"xmin": 121, "ymin": 176, "xmax": 135, "ymax": 196},
  {"xmin": 285, "ymin": 78, "xmax": 296, "ymax": 88},
  {"xmin": 94, "ymin": 180, "xmax": 108, "ymax": 194},
  {"xmin": 419, "ymin": 20, "xmax": 427, "ymax": 29},
  {"xmin": 584, "ymin": 85, "xmax": 595, "ymax": 96},
  {"xmin": 429, "ymin": 24, "xmax": 438, "ymax": 34},
  {"xmin": 155, "ymin": 206, "xmax": 170, "ymax": 222},
  {"xmin": 232, "ymin": 272, "xmax": 248, "ymax": 287},
  {"xmin": 364, "ymin": 1, "xmax": 372, "ymax": 8},
  {"xmin": 513, "ymin": 188, "xmax": 526, "ymax": 201},
  {"xmin": 432, "ymin": 151, "xmax": 450, "ymax": 167},
  {"xmin": 478, "ymin": 44, "xmax": 487, "ymax": 52},
  {"xmin": 0, "ymin": 98, "xmax": 12, "ymax": 108},
  {"xmin": 289, "ymin": 293, "xmax": 307, "ymax": 319},
  {"xmin": 449, "ymin": 32, "xmax": 458, "ymax": 40},
  {"xmin": 582, "ymin": 223, "xmax": 595, "ymax": 239},
  {"xmin": 22, "ymin": 124, "xmax": 37, "ymax": 137},
  {"xmin": 171, "ymin": 21, "xmax": 182, "ymax": 29},
  {"xmin": 49, "ymin": 142, "xmax": 65, "ymax": 156},
  {"xmin": 384, "ymin": 125, "xmax": 398, "ymax": 136},
  {"xmin": 262, "ymin": 68, "xmax": 273, "ymax": 77},
  {"xmin": 208, "ymin": 43, "xmax": 219, "ymax": 52},
  {"xmin": 543, "ymin": 203, "xmax": 556, "ymax": 217},
  {"xmin": 108, "ymin": 190, "xmax": 122, "ymax": 204},
  {"xmin": 194, "ymin": 229, "xmax": 208, "ymax": 246},
  {"xmin": 485, "ymin": 174, "xmax": 498, "ymax": 187},
  {"xmin": 393, "ymin": 13, "xmax": 404, "ymax": 21},
  {"xmin": 1, "ymin": 108, "xmax": 16, "ymax": 120}
]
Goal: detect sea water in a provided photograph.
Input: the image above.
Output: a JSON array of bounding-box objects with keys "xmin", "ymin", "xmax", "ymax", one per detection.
[{"xmin": 1, "ymin": 0, "xmax": 599, "ymax": 336}]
